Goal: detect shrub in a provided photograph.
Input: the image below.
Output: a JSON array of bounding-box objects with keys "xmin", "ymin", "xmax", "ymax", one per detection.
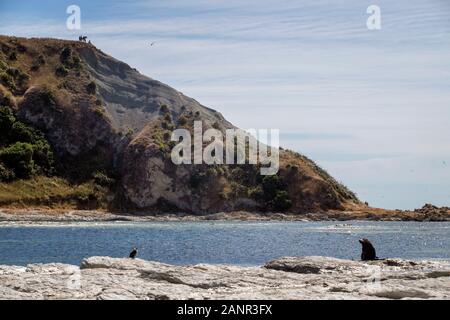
[
  {"xmin": 1, "ymin": 67, "xmax": 29, "ymax": 91},
  {"xmin": 0, "ymin": 106, "xmax": 55, "ymax": 176},
  {"xmin": 60, "ymin": 47, "xmax": 82, "ymax": 70},
  {"xmin": 248, "ymin": 186, "xmax": 264, "ymax": 200},
  {"xmin": 8, "ymin": 37, "xmax": 18, "ymax": 45},
  {"xmin": 93, "ymin": 171, "xmax": 115, "ymax": 187},
  {"xmin": 72, "ymin": 56, "xmax": 81, "ymax": 69},
  {"xmin": 262, "ymin": 175, "xmax": 283, "ymax": 201},
  {"xmin": 272, "ymin": 190, "xmax": 292, "ymax": 211},
  {"xmin": 60, "ymin": 46, "xmax": 72, "ymax": 65},
  {"xmin": 189, "ymin": 171, "xmax": 206, "ymax": 188},
  {"xmin": 55, "ymin": 65, "xmax": 68, "ymax": 77},
  {"xmin": 0, "ymin": 142, "xmax": 36, "ymax": 178},
  {"xmin": 160, "ymin": 104, "xmax": 169, "ymax": 114},
  {"xmin": 6, "ymin": 67, "xmax": 19, "ymax": 77},
  {"xmin": 261, "ymin": 174, "xmax": 292, "ymax": 211},
  {"xmin": 161, "ymin": 121, "xmax": 173, "ymax": 130},
  {"xmin": 163, "ymin": 131, "xmax": 171, "ymax": 141},
  {"xmin": 0, "ymin": 162, "xmax": 15, "ymax": 181},
  {"xmin": 178, "ymin": 115, "xmax": 188, "ymax": 126},
  {"xmin": 9, "ymin": 121, "xmax": 38, "ymax": 143},
  {"xmin": 36, "ymin": 54, "xmax": 45, "ymax": 65},
  {"xmin": 0, "ymin": 71, "xmax": 15, "ymax": 91},
  {"xmin": 57, "ymin": 81, "xmax": 70, "ymax": 90},
  {"xmin": 86, "ymin": 81, "xmax": 97, "ymax": 94},
  {"xmin": 93, "ymin": 107, "xmax": 105, "ymax": 117},
  {"xmin": 0, "ymin": 60, "xmax": 7, "ymax": 70},
  {"xmin": 31, "ymin": 139, "xmax": 54, "ymax": 174},
  {"xmin": 30, "ymin": 64, "xmax": 40, "ymax": 72},
  {"xmin": 0, "ymin": 91, "xmax": 14, "ymax": 107},
  {"xmin": 16, "ymin": 44, "xmax": 27, "ymax": 53},
  {"xmin": 164, "ymin": 113, "xmax": 172, "ymax": 123},
  {"xmin": 31, "ymin": 55, "xmax": 45, "ymax": 72},
  {"xmin": 8, "ymin": 51, "xmax": 17, "ymax": 61},
  {"xmin": 0, "ymin": 106, "xmax": 16, "ymax": 140},
  {"xmin": 125, "ymin": 128, "xmax": 134, "ymax": 139},
  {"xmin": 39, "ymin": 88, "xmax": 56, "ymax": 105},
  {"xmin": 230, "ymin": 167, "xmax": 246, "ymax": 182},
  {"xmin": 16, "ymin": 71, "xmax": 29, "ymax": 87}
]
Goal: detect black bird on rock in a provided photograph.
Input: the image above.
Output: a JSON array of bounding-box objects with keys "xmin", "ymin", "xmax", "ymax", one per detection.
[
  {"xmin": 129, "ymin": 247, "xmax": 138, "ymax": 259},
  {"xmin": 359, "ymin": 238, "xmax": 377, "ymax": 261}
]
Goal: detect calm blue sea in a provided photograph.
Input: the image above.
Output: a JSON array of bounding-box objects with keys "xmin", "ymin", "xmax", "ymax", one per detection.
[{"xmin": 0, "ymin": 221, "xmax": 448, "ymax": 266}]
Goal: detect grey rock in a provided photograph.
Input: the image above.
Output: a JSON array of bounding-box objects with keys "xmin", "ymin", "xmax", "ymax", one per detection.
[
  {"xmin": 264, "ymin": 256, "xmax": 362, "ymax": 274},
  {"xmin": 0, "ymin": 256, "xmax": 449, "ymax": 300}
]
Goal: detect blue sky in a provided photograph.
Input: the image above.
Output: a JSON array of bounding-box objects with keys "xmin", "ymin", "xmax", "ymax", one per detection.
[{"xmin": 1, "ymin": 0, "xmax": 450, "ymax": 209}]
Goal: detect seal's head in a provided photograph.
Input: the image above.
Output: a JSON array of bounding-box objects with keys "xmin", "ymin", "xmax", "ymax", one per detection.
[{"xmin": 359, "ymin": 238, "xmax": 369, "ymax": 245}]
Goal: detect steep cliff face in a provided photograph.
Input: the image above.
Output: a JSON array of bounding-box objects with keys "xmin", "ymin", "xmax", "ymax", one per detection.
[
  {"xmin": 0, "ymin": 35, "xmax": 360, "ymax": 213},
  {"xmin": 78, "ymin": 45, "xmax": 233, "ymax": 134}
]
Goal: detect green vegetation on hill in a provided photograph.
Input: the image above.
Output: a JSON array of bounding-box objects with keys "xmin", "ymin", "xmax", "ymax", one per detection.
[
  {"xmin": 261, "ymin": 175, "xmax": 292, "ymax": 211},
  {"xmin": 0, "ymin": 105, "xmax": 110, "ymax": 209},
  {"xmin": 0, "ymin": 106, "xmax": 54, "ymax": 180}
]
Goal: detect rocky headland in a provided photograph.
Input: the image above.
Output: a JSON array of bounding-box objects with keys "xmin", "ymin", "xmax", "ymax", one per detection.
[
  {"xmin": 0, "ymin": 35, "xmax": 360, "ymax": 215},
  {"xmin": 0, "ymin": 256, "xmax": 448, "ymax": 300},
  {"xmin": 1, "ymin": 36, "xmax": 449, "ymax": 221}
]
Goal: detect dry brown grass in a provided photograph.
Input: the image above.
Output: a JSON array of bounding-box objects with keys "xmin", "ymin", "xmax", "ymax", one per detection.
[{"xmin": 0, "ymin": 176, "xmax": 107, "ymax": 209}]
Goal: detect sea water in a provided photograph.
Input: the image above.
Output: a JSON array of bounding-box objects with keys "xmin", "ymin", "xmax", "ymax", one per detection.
[{"xmin": 0, "ymin": 220, "xmax": 448, "ymax": 266}]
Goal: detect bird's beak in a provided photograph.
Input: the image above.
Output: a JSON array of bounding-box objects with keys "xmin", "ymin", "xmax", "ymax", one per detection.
[{"xmin": 359, "ymin": 239, "xmax": 363, "ymax": 244}]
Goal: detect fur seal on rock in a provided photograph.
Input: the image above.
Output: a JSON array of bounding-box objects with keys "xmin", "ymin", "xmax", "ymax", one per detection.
[{"xmin": 359, "ymin": 238, "xmax": 377, "ymax": 260}]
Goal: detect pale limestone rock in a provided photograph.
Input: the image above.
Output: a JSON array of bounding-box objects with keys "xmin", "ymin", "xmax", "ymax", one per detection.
[{"xmin": 0, "ymin": 256, "xmax": 448, "ymax": 300}]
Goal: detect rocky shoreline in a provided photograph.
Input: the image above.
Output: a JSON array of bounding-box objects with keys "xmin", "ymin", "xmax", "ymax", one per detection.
[
  {"xmin": 0, "ymin": 256, "xmax": 449, "ymax": 300},
  {"xmin": 0, "ymin": 204, "xmax": 449, "ymax": 223}
]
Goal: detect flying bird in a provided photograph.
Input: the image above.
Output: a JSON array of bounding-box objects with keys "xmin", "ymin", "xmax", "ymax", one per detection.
[
  {"xmin": 150, "ymin": 42, "xmax": 156, "ymax": 46},
  {"xmin": 129, "ymin": 247, "xmax": 138, "ymax": 259}
]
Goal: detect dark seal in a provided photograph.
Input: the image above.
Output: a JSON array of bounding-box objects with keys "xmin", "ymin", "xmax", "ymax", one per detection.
[{"xmin": 359, "ymin": 238, "xmax": 377, "ymax": 261}]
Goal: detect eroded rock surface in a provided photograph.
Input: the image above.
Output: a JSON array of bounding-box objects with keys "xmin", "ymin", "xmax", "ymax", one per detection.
[{"xmin": 0, "ymin": 256, "xmax": 448, "ymax": 300}]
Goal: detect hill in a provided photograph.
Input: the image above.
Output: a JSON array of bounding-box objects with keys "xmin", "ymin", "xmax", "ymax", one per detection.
[{"xmin": 0, "ymin": 35, "xmax": 360, "ymax": 214}]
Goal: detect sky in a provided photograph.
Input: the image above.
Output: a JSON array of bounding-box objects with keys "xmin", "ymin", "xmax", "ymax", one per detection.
[{"xmin": 1, "ymin": 0, "xmax": 450, "ymax": 209}]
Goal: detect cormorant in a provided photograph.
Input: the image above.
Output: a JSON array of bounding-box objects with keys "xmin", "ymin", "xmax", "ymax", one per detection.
[{"xmin": 129, "ymin": 247, "xmax": 138, "ymax": 259}]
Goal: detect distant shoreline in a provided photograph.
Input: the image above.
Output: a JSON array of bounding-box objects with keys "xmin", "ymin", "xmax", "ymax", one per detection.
[{"xmin": 1, "ymin": 206, "xmax": 449, "ymax": 222}]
